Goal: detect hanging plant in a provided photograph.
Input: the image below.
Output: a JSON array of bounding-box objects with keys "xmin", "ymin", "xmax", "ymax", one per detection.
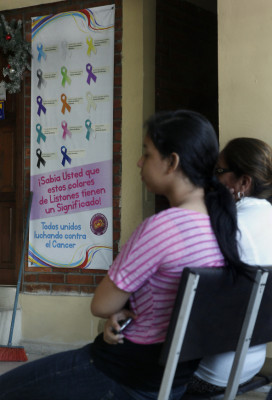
[{"xmin": 0, "ymin": 14, "xmax": 32, "ymax": 94}]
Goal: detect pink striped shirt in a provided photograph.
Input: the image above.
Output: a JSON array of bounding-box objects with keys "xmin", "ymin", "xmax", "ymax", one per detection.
[{"xmin": 108, "ymin": 207, "xmax": 224, "ymax": 344}]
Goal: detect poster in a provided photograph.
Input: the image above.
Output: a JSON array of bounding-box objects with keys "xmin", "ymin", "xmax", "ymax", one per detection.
[{"xmin": 29, "ymin": 6, "xmax": 115, "ymax": 269}]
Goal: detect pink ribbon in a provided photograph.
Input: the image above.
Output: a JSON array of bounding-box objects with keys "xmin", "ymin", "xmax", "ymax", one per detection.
[{"xmin": 61, "ymin": 121, "xmax": 72, "ymax": 139}]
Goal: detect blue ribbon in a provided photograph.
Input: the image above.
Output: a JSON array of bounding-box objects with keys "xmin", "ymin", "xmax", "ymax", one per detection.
[
  {"xmin": 36, "ymin": 124, "xmax": 46, "ymax": 144},
  {"xmin": 37, "ymin": 43, "xmax": 47, "ymax": 62},
  {"xmin": 61, "ymin": 146, "xmax": 72, "ymax": 167},
  {"xmin": 85, "ymin": 119, "xmax": 92, "ymax": 140},
  {"xmin": 36, "ymin": 149, "xmax": 46, "ymax": 168}
]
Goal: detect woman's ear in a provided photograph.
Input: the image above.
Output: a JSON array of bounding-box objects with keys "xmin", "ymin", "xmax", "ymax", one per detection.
[
  {"xmin": 239, "ymin": 174, "xmax": 252, "ymax": 196},
  {"xmin": 168, "ymin": 152, "xmax": 180, "ymax": 173}
]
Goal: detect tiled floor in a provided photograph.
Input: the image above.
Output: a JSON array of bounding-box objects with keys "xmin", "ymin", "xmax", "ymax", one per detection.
[
  {"xmin": 0, "ymin": 353, "xmax": 271, "ymax": 399},
  {"xmin": 0, "ymin": 352, "xmax": 43, "ymax": 375},
  {"xmin": 238, "ymin": 385, "xmax": 272, "ymax": 399}
]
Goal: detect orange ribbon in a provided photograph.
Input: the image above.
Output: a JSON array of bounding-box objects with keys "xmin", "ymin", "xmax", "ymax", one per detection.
[{"xmin": 61, "ymin": 94, "xmax": 71, "ymax": 114}]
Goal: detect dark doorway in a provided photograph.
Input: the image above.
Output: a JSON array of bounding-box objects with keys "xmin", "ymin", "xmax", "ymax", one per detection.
[
  {"xmin": 0, "ymin": 52, "xmax": 24, "ymax": 285},
  {"xmin": 155, "ymin": 0, "xmax": 218, "ymax": 212}
]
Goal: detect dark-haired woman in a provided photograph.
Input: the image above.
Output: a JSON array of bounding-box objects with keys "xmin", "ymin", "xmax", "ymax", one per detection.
[
  {"xmin": 188, "ymin": 137, "xmax": 272, "ymax": 394},
  {"xmin": 0, "ymin": 111, "xmax": 248, "ymax": 400}
]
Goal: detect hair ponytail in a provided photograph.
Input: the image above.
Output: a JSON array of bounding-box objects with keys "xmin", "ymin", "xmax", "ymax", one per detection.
[{"xmin": 205, "ymin": 178, "xmax": 250, "ymax": 276}]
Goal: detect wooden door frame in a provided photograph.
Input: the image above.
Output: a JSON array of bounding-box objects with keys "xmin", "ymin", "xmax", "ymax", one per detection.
[{"xmin": 0, "ymin": 90, "xmax": 24, "ymax": 285}]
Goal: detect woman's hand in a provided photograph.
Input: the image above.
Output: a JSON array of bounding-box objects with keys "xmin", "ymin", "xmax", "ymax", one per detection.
[{"xmin": 103, "ymin": 309, "xmax": 137, "ymax": 345}]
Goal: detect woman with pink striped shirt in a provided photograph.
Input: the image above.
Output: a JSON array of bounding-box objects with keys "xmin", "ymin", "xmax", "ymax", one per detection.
[{"xmin": 0, "ymin": 110, "xmax": 249, "ymax": 400}]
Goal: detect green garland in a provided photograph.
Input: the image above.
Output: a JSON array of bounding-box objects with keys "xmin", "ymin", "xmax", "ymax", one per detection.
[{"xmin": 0, "ymin": 14, "xmax": 32, "ymax": 94}]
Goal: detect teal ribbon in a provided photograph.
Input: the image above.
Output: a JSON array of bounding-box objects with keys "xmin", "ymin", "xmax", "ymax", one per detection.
[
  {"xmin": 85, "ymin": 119, "xmax": 92, "ymax": 140},
  {"xmin": 36, "ymin": 123, "xmax": 46, "ymax": 144}
]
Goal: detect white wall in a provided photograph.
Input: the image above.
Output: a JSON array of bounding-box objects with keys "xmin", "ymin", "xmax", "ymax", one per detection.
[
  {"xmin": 20, "ymin": 294, "xmax": 101, "ymax": 349},
  {"xmin": 120, "ymin": 0, "xmax": 155, "ymax": 245},
  {"xmin": 218, "ymin": 0, "xmax": 272, "ymax": 149}
]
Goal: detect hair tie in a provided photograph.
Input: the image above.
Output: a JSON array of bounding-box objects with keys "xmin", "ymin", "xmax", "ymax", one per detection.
[{"xmin": 207, "ymin": 175, "xmax": 218, "ymax": 188}]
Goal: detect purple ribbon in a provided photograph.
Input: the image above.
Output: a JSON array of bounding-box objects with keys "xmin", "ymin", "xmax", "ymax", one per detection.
[
  {"xmin": 61, "ymin": 146, "xmax": 72, "ymax": 167},
  {"xmin": 37, "ymin": 96, "xmax": 46, "ymax": 116},
  {"xmin": 61, "ymin": 121, "xmax": 72, "ymax": 139},
  {"xmin": 36, "ymin": 149, "xmax": 46, "ymax": 168},
  {"xmin": 86, "ymin": 63, "xmax": 97, "ymax": 85}
]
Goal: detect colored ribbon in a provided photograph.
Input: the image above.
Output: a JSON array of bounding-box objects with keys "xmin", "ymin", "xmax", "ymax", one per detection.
[
  {"xmin": 37, "ymin": 69, "xmax": 46, "ymax": 89},
  {"xmin": 86, "ymin": 92, "xmax": 97, "ymax": 112},
  {"xmin": 36, "ymin": 123, "xmax": 46, "ymax": 144},
  {"xmin": 61, "ymin": 66, "xmax": 71, "ymax": 87},
  {"xmin": 61, "ymin": 94, "xmax": 71, "ymax": 114},
  {"xmin": 61, "ymin": 41, "xmax": 67, "ymax": 59},
  {"xmin": 37, "ymin": 43, "xmax": 47, "ymax": 62},
  {"xmin": 85, "ymin": 119, "xmax": 92, "ymax": 140},
  {"xmin": 61, "ymin": 121, "xmax": 72, "ymax": 139},
  {"xmin": 37, "ymin": 96, "xmax": 46, "ymax": 116},
  {"xmin": 0, "ymin": 102, "xmax": 4, "ymax": 120},
  {"xmin": 36, "ymin": 149, "xmax": 46, "ymax": 168},
  {"xmin": 61, "ymin": 146, "xmax": 72, "ymax": 167},
  {"xmin": 86, "ymin": 63, "xmax": 97, "ymax": 85},
  {"xmin": 86, "ymin": 36, "xmax": 96, "ymax": 56}
]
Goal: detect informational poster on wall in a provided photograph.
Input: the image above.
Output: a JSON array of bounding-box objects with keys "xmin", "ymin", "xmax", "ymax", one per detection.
[{"xmin": 29, "ymin": 5, "xmax": 115, "ymax": 269}]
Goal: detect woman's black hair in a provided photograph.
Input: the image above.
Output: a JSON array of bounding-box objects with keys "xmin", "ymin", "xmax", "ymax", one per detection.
[
  {"xmin": 221, "ymin": 137, "xmax": 272, "ymax": 204},
  {"xmin": 145, "ymin": 110, "xmax": 249, "ymax": 276}
]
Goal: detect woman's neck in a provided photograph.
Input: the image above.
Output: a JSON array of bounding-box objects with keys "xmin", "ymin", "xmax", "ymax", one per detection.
[{"xmin": 167, "ymin": 183, "xmax": 208, "ymax": 215}]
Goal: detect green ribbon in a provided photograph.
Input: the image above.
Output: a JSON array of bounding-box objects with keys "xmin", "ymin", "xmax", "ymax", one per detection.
[{"xmin": 61, "ymin": 66, "xmax": 71, "ymax": 87}]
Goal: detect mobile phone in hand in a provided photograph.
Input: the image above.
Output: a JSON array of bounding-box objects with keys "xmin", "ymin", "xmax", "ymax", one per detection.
[{"xmin": 112, "ymin": 317, "xmax": 132, "ymax": 334}]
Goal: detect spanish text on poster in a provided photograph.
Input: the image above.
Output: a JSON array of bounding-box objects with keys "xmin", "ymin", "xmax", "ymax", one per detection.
[{"xmin": 29, "ymin": 5, "xmax": 114, "ymax": 269}]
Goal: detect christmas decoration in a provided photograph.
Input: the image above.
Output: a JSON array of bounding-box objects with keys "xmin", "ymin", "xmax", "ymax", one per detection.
[{"xmin": 0, "ymin": 15, "xmax": 31, "ymax": 93}]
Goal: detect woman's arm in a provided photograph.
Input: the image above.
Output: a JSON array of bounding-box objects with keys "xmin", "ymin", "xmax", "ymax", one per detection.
[{"xmin": 91, "ymin": 274, "xmax": 131, "ymax": 318}]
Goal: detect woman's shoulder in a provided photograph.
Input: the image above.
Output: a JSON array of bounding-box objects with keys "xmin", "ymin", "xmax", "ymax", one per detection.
[
  {"xmin": 129, "ymin": 208, "xmax": 211, "ymax": 245},
  {"xmin": 146, "ymin": 207, "xmax": 210, "ymax": 230},
  {"xmin": 236, "ymin": 197, "xmax": 272, "ymax": 231},
  {"xmin": 153, "ymin": 207, "xmax": 209, "ymax": 220},
  {"xmin": 237, "ymin": 197, "xmax": 272, "ymax": 214}
]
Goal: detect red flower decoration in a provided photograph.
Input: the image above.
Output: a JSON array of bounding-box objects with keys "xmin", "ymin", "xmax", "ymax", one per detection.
[{"xmin": 5, "ymin": 34, "xmax": 11, "ymax": 41}]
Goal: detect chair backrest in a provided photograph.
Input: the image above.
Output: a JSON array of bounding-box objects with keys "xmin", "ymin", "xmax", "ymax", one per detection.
[{"xmin": 160, "ymin": 265, "xmax": 272, "ymax": 365}]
